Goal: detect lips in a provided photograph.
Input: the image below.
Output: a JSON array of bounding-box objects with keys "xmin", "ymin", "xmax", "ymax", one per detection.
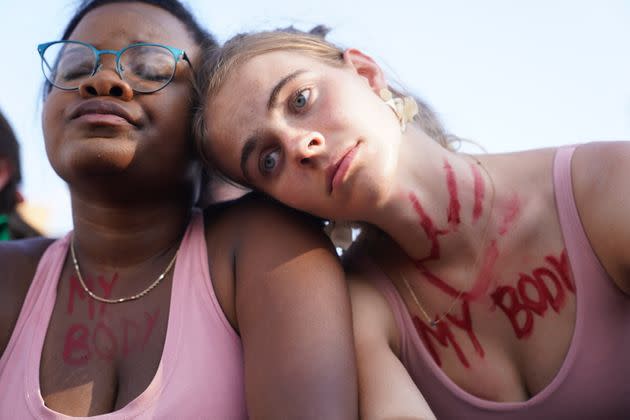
[
  {"xmin": 328, "ymin": 142, "xmax": 360, "ymax": 194},
  {"xmin": 69, "ymin": 100, "xmax": 139, "ymax": 126}
]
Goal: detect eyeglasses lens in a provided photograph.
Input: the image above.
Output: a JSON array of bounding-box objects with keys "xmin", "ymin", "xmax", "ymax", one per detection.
[
  {"xmin": 119, "ymin": 45, "xmax": 177, "ymax": 93},
  {"xmin": 42, "ymin": 42, "xmax": 96, "ymax": 90}
]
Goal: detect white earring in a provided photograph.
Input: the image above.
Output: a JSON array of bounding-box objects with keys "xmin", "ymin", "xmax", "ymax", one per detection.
[
  {"xmin": 379, "ymin": 88, "xmax": 419, "ymax": 132},
  {"xmin": 324, "ymin": 220, "xmax": 355, "ymax": 251}
]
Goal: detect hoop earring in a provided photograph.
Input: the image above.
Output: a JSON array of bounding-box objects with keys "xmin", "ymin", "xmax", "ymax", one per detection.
[{"xmin": 379, "ymin": 88, "xmax": 419, "ymax": 132}]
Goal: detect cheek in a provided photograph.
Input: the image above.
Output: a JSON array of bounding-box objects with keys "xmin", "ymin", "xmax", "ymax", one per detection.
[
  {"xmin": 152, "ymin": 91, "xmax": 191, "ymax": 134},
  {"xmin": 144, "ymin": 92, "xmax": 195, "ymax": 159},
  {"xmin": 321, "ymin": 84, "xmax": 382, "ymax": 133},
  {"xmin": 41, "ymin": 95, "xmax": 67, "ymax": 165}
]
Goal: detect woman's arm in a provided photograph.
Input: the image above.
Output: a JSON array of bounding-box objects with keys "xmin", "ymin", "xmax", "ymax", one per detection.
[
  {"xmin": 572, "ymin": 141, "xmax": 630, "ymax": 294},
  {"xmin": 232, "ymin": 198, "xmax": 358, "ymax": 419},
  {"xmin": 349, "ymin": 274, "xmax": 436, "ymax": 420}
]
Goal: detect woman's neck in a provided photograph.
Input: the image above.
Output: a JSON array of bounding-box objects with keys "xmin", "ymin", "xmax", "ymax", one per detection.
[
  {"xmin": 69, "ymin": 192, "xmax": 192, "ymax": 271},
  {"xmin": 365, "ymin": 129, "xmax": 510, "ymax": 271}
]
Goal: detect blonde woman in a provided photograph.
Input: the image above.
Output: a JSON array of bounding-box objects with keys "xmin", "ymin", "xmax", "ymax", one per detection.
[{"xmin": 195, "ymin": 28, "xmax": 630, "ymax": 419}]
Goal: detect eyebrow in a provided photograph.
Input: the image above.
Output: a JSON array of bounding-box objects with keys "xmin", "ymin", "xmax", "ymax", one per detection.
[{"xmin": 267, "ymin": 69, "xmax": 307, "ymax": 110}]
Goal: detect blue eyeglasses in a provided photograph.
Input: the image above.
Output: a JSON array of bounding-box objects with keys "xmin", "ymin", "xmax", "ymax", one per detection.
[{"xmin": 37, "ymin": 40, "xmax": 192, "ymax": 94}]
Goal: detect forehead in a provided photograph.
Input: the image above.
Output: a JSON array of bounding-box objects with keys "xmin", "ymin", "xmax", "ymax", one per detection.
[
  {"xmin": 69, "ymin": 2, "xmax": 196, "ymax": 53},
  {"xmin": 209, "ymin": 51, "xmax": 334, "ymax": 134}
]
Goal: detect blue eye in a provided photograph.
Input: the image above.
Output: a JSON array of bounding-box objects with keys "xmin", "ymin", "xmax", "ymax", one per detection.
[
  {"xmin": 260, "ymin": 149, "xmax": 280, "ymax": 174},
  {"xmin": 292, "ymin": 88, "xmax": 311, "ymax": 110}
]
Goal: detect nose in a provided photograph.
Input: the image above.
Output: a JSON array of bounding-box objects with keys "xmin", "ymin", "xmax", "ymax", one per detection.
[
  {"xmin": 78, "ymin": 62, "xmax": 133, "ymax": 101},
  {"xmin": 291, "ymin": 132, "xmax": 325, "ymax": 166}
]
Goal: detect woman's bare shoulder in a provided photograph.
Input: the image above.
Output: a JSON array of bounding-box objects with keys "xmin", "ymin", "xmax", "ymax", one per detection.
[
  {"xmin": 200, "ymin": 193, "xmax": 330, "ymax": 332},
  {"xmin": 0, "ymin": 237, "xmax": 55, "ymax": 355},
  {"xmin": 571, "ymin": 141, "xmax": 630, "ymax": 293}
]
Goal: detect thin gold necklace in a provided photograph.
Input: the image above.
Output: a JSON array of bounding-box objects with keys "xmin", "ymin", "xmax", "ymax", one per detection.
[
  {"xmin": 402, "ymin": 155, "xmax": 496, "ymax": 327},
  {"xmin": 70, "ymin": 235, "xmax": 179, "ymax": 304}
]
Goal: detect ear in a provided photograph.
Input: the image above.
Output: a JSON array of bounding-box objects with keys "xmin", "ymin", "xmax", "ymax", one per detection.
[
  {"xmin": 0, "ymin": 158, "xmax": 12, "ymax": 190},
  {"xmin": 342, "ymin": 48, "xmax": 388, "ymax": 93}
]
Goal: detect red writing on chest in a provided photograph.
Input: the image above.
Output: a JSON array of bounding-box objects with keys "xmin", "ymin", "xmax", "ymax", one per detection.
[
  {"xmin": 413, "ymin": 300, "xmax": 484, "ymax": 368},
  {"xmin": 490, "ymin": 250, "xmax": 574, "ymax": 339},
  {"xmin": 411, "ymin": 250, "xmax": 573, "ymax": 368},
  {"xmin": 415, "ymin": 240, "xmax": 499, "ymax": 301},
  {"xmin": 63, "ymin": 274, "xmax": 161, "ymax": 366},
  {"xmin": 67, "ymin": 274, "xmax": 117, "ymax": 319}
]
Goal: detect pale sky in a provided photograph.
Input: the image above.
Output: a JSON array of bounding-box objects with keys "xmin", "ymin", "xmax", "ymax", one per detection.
[{"xmin": 1, "ymin": 0, "xmax": 628, "ymax": 235}]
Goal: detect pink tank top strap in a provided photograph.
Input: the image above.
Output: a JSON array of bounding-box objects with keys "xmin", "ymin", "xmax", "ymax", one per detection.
[
  {"xmin": 552, "ymin": 145, "xmax": 609, "ymax": 280},
  {"xmin": 360, "ymin": 257, "xmax": 415, "ymax": 357}
]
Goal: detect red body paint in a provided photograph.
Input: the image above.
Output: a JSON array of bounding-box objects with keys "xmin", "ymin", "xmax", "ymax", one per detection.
[
  {"xmin": 445, "ymin": 301, "xmax": 485, "ymax": 358},
  {"xmin": 546, "ymin": 251, "xmax": 574, "ymax": 293},
  {"xmin": 414, "ymin": 240, "xmax": 499, "ymax": 302},
  {"xmin": 443, "ymin": 160, "xmax": 461, "ymax": 229},
  {"xmin": 121, "ymin": 317, "xmax": 143, "ymax": 357},
  {"xmin": 63, "ymin": 324, "xmax": 91, "ymax": 366},
  {"xmin": 63, "ymin": 274, "xmax": 161, "ymax": 365},
  {"xmin": 517, "ymin": 274, "xmax": 548, "ymax": 316},
  {"xmin": 92, "ymin": 322, "xmax": 118, "ymax": 361},
  {"xmin": 491, "ymin": 285, "xmax": 534, "ymax": 339},
  {"xmin": 411, "ymin": 302, "xmax": 484, "ymax": 369},
  {"xmin": 62, "ymin": 309, "xmax": 161, "ymax": 366},
  {"xmin": 415, "ymin": 263, "xmax": 460, "ymax": 298},
  {"xmin": 498, "ymin": 195, "xmax": 520, "ymax": 236},
  {"xmin": 413, "ymin": 314, "xmax": 471, "ymax": 368},
  {"xmin": 470, "ymin": 163, "xmax": 484, "ymax": 223},
  {"xmin": 411, "ymin": 249, "xmax": 573, "ymax": 367},
  {"xmin": 464, "ymin": 240, "xmax": 499, "ymax": 301},
  {"xmin": 67, "ymin": 275, "xmax": 96, "ymax": 320},
  {"xmin": 491, "ymin": 249, "xmax": 574, "ymax": 339},
  {"xmin": 96, "ymin": 274, "xmax": 118, "ymax": 316},
  {"xmin": 67, "ymin": 274, "xmax": 118, "ymax": 319},
  {"xmin": 409, "ymin": 192, "xmax": 449, "ymax": 261},
  {"xmin": 403, "ymin": 165, "xmax": 574, "ymax": 367},
  {"xmin": 533, "ymin": 267, "xmax": 566, "ymax": 312}
]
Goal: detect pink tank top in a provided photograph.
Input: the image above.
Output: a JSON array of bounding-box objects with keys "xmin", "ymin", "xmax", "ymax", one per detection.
[
  {"xmin": 365, "ymin": 146, "xmax": 630, "ymax": 418},
  {"xmin": 0, "ymin": 210, "xmax": 247, "ymax": 419}
]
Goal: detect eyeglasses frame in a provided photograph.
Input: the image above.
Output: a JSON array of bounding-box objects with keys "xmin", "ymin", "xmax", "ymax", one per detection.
[{"xmin": 37, "ymin": 40, "xmax": 192, "ymax": 94}]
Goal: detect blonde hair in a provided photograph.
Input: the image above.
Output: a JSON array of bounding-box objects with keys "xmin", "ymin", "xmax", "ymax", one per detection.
[{"xmin": 193, "ymin": 28, "xmax": 456, "ymax": 171}]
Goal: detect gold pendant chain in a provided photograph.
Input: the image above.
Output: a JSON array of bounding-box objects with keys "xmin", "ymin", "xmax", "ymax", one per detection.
[
  {"xmin": 402, "ymin": 155, "xmax": 496, "ymax": 327},
  {"xmin": 70, "ymin": 235, "xmax": 179, "ymax": 304}
]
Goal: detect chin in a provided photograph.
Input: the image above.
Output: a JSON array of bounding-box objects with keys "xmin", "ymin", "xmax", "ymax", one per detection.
[{"xmin": 53, "ymin": 140, "xmax": 137, "ymax": 180}]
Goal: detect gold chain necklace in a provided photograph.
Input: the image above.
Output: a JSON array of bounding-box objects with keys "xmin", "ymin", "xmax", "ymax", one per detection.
[
  {"xmin": 70, "ymin": 235, "xmax": 179, "ymax": 304},
  {"xmin": 402, "ymin": 155, "xmax": 496, "ymax": 327}
]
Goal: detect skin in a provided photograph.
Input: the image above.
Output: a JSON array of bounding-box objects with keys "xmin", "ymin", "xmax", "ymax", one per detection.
[
  {"xmin": 204, "ymin": 47, "xmax": 630, "ymax": 417},
  {"xmin": 0, "ymin": 157, "xmax": 12, "ymax": 191},
  {"xmin": 0, "ymin": 4, "xmax": 357, "ymax": 418}
]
